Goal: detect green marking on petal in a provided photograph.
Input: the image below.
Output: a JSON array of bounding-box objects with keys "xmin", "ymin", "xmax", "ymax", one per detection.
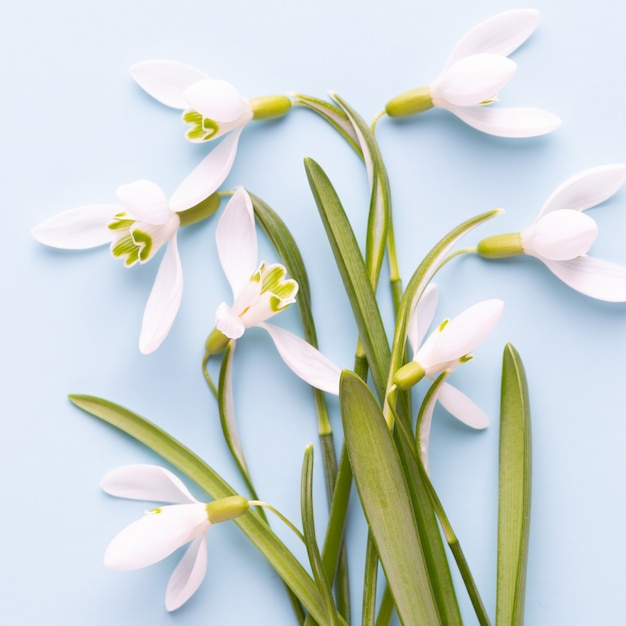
[
  {"xmin": 183, "ymin": 109, "xmax": 219, "ymax": 141},
  {"xmin": 438, "ymin": 318, "xmax": 450, "ymax": 332},
  {"xmin": 260, "ymin": 264, "xmax": 288, "ymax": 294},
  {"xmin": 112, "ymin": 234, "xmax": 140, "ymax": 266},
  {"xmin": 132, "ymin": 229, "xmax": 153, "ymax": 262},
  {"xmin": 147, "ymin": 507, "xmax": 162, "ymax": 515},
  {"xmin": 459, "ymin": 354, "xmax": 474, "ymax": 364},
  {"xmin": 108, "ymin": 212, "xmax": 134, "ymax": 231}
]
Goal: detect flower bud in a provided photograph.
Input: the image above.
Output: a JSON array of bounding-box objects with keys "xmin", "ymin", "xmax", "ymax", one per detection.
[
  {"xmin": 177, "ymin": 192, "xmax": 222, "ymax": 227},
  {"xmin": 205, "ymin": 327, "xmax": 230, "ymax": 355},
  {"xmin": 393, "ymin": 361, "xmax": 426, "ymax": 390},
  {"xmin": 477, "ymin": 232, "xmax": 523, "ymax": 258},
  {"xmin": 385, "ymin": 87, "xmax": 433, "ymax": 118},
  {"xmin": 250, "ymin": 95, "xmax": 292, "ymax": 121},
  {"xmin": 206, "ymin": 496, "xmax": 249, "ymax": 523}
]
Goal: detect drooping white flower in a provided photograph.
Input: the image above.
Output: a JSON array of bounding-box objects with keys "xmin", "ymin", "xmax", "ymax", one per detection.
[
  {"xmin": 394, "ymin": 284, "xmax": 503, "ymax": 428},
  {"xmin": 32, "ymin": 133, "xmax": 240, "ymax": 353},
  {"xmin": 130, "ymin": 60, "xmax": 291, "ymax": 143},
  {"xmin": 102, "ymin": 464, "xmax": 249, "ymax": 611},
  {"xmin": 478, "ymin": 164, "xmax": 626, "ymax": 301},
  {"xmin": 207, "ymin": 187, "xmax": 341, "ymax": 395},
  {"xmin": 385, "ymin": 9, "xmax": 561, "ymax": 138}
]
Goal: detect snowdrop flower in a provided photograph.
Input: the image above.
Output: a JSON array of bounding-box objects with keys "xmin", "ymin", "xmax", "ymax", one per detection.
[
  {"xmin": 205, "ymin": 187, "xmax": 341, "ymax": 395},
  {"xmin": 102, "ymin": 464, "xmax": 249, "ymax": 611},
  {"xmin": 32, "ymin": 134, "xmax": 240, "ymax": 353},
  {"xmin": 131, "ymin": 60, "xmax": 291, "ymax": 143},
  {"xmin": 384, "ymin": 9, "xmax": 561, "ymax": 138},
  {"xmin": 393, "ymin": 285, "xmax": 503, "ymax": 428},
  {"xmin": 477, "ymin": 164, "xmax": 626, "ymax": 301}
]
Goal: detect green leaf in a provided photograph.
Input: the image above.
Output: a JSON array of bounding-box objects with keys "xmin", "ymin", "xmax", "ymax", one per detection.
[
  {"xmin": 69, "ymin": 394, "xmax": 340, "ymax": 626},
  {"xmin": 300, "ymin": 445, "xmax": 341, "ymax": 626},
  {"xmin": 291, "ymin": 93, "xmax": 363, "ymax": 157},
  {"xmin": 331, "ymin": 94, "xmax": 391, "ymax": 290},
  {"xmin": 496, "ymin": 344, "xmax": 532, "ymax": 626},
  {"xmin": 305, "ymin": 158, "xmax": 391, "ymax": 402},
  {"xmin": 339, "ymin": 371, "xmax": 441, "ymax": 625}
]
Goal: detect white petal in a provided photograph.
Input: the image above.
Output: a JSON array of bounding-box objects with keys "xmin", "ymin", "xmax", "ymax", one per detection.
[
  {"xmin": 169, "ymin": 129, "xmax": 241, "ymax": 213},
  {"xmin": 117, "ymin": 180, "xmax": 171, "ymax": 225},
  {"xmin": 443, "ymin": 9, "xmax": 540, "ymax": 70},
  {"xmin": 215, "ymin": 302, "xmax": 246, "ymax": 339},
  {"xmin": 407, "ymin": 283, "xmax": 439, "ymax": 354},
  {"xmin": 538, "ymin": 164, "xmax": 626, "ymax": 218},
  {"xmin": 522, "ymin": 210, "xmax": 598, "ymax": 261},
  {"xmin": 139, "ymin": 236, "xmax": 183, "ymax": 354},
  {"xmin": 447, "ymin": 105, "xmax": 562, "ymax": 138},
  {"xmin": 542, "ymin": 256, "xmax": 626, "ymax": 302},
  {"xmin": 165, "ymin": 535, "xmax": 208, "ymax": 611},
  {"xmin": 32, "ymin": 204, "xmax": 119, "ymax": 249},
  {"xmin": 260, "ymin": 323, "xmax": 341, "ymax": 395},
  {"xmin": 130, "ymin": 60, "xmax": 211, "ymax": 109},
  {"xmin": 427, "ymin": 299, "xmax": 503, "ymax": 368},
  {"xmin": 431, "ymin": 54, "xmax": 516, "ymax": 108},
  {"xmin": 101, "ymin": 464, "xmax": 199, "ymax": 504},
  {"xmin": 183, "ymin": 79, "xmax": 246, "ymax": 122},
  {"xmin": 216, "ymin": 187, "xmax": 258, "ymax": 297},
  {"xmin": 104, "ymin": 504, "xmax": 210, "ymax": 570},
  {"xmin": 436, "ymin": 382, "xmax": 489, "ymax": 429}
]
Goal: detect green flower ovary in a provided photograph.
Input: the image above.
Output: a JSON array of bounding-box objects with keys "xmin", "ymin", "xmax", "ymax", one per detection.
[
  {"xmin": 255, "ymin": 262, "xmax": 298, "ymax": 312},
  {"xmin": 108, "ymin": 213, "xmax": 153, "ymax": 267},
  {"xmin": 183, "ymin": 110, "xmax": 219, "ymax": 141}
]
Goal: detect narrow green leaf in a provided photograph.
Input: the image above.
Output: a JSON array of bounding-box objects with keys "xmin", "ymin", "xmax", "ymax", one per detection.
[
  {"xmin": 331, "ymin": 94, "xmax": 390, "ymax": 290},
  {"xmin": 69, "ymin": 394, "xmax": 340, "ymax": 626},
  {"xmin": 301, "ymin": 445, "xmax": 341, "ymax": 626},
  {"xmin": 305, "ymin": 158, "xmax": 391, "ymax": 402},
  {"xmin": 292, "ymin": 93, "xmax": 363, "ymax": 157},
  {"xmin": 415, "ymin": 374, "xmax": 491, "ymax": 626},
  {"xmin": 496, "ymin": 344, "xmax": 532, "ymax": 626},
  {"xmin": 339, "ymin": 371, "xmax": 440, "ymax": 625}
]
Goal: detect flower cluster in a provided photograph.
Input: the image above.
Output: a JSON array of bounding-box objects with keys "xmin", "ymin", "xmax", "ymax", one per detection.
[{"xmin": 33, "ymin": 7, "xmax": 626, "ymax": 622}]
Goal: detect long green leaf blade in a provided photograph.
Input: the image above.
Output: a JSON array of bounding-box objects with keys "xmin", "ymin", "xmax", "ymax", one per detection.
[
  {"xmin": 301, "ymin": 445, "xmax": 341, "ymax": 626},
  {"xmin": 69, "ymin": 394, "xmax": 338, "ymax": 626},
  {"xmin": 339, "ymin": 371, "xmax": 440, "ymax": 625},
  {"xmin": 496, "ymin": 344, "xmax": 532, "ymax": 626},
  {"xmin": 305, "ymin": 158, "xmax": 391, "ymax": 402}
]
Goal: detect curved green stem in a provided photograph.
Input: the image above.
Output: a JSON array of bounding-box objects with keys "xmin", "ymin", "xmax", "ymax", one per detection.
[{"xmin": 250, "ymin": 500, "xmax": 306, "ymax": 544}]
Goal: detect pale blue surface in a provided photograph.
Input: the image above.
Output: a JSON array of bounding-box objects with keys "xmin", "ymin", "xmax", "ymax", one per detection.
[{"xmin": 2, "ymin": 1, "xmax": 626, "ymax": 624}]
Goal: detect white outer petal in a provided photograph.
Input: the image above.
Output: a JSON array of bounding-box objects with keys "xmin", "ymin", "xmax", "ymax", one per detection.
[
  {"xmin": 260, "ymin": 323, "xmax": 341, "ymax": 395},
  {"xmin": 431, "ymin": 54, "xmax": 516, "ymax": 108},
  {"xmin": 537, "ymin": 163, "xmax": 626, "ymax": 218},
  {"xmin": 130, "ymin": 60, "xmax": 211, "ymax": 109},
  {"xmin": 117, "ymin": 180, "xmax": 171, "ymax": 225},
  {"xmin": 426, "ymin": 299, "xmax": 503, "ymax": 368},
  {"xmin": 216, "ymin": 187, "xmax": 258, "ymax": 297},
  {"xmin": 183, "ymin": 79, "xmax": 247, "ymax": 122},
  {"xmin": 407, "ymin": 283, "xmax": 439, "ymax": 355},
  {"xmin": 165, "ymin": 535, "xmax": 208, "ymax": 611},
  {"xmin": 542, "ymin": 256, "xmax": 626, "ymax": 302},
  {"xmin": 104, "ymin": 504, "xmax": 210, "ymax": 570},
  {"xmin": 437, "ymin": 382, "xmax": 489, "ymax": 429},
  {"xmin": 101, "ymin": 464, "xmax": 199, "ymax": 504},
  {"xmin": 521, "ymin": 210, "xmax": 598, "ymax": 260},
  {"xmin": 215, "ymin": 302, "xmax": 246, "ymax": 339},
  {"xmin": 169, "ymin": 129, "xmax": 242, "ymax": 213},
  {"xmin": 443, "ymin": 9, "xmax": 540, "ymax": 70},
  {"xmin": 139, "ymin": 236, "xmax": 183, "ymax": 354},
  {"xmin": 31, "ymin": 204, "xmax": 119, "ymax": 249},
  {"xmin": 447, "ymin": 105, "xmax": 562, "ymax": 138}
]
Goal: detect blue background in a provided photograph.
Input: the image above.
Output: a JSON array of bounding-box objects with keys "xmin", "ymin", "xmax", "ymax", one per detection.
[{"xmin": 2, "ymin": 0, "xmax": 626, "ymax": 624}]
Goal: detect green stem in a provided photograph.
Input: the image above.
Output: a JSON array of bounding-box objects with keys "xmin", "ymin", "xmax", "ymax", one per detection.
[
  {"xmin": 201, "ymin": 351, "xmax": 219, "ymax": 400},
  {"xmin": 250, "ymin": 500, "xmax": 306, "ymax": 543},
  {"xmin": 375, "ymin": 586, "xmax": 395, "ymax": 626}
]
